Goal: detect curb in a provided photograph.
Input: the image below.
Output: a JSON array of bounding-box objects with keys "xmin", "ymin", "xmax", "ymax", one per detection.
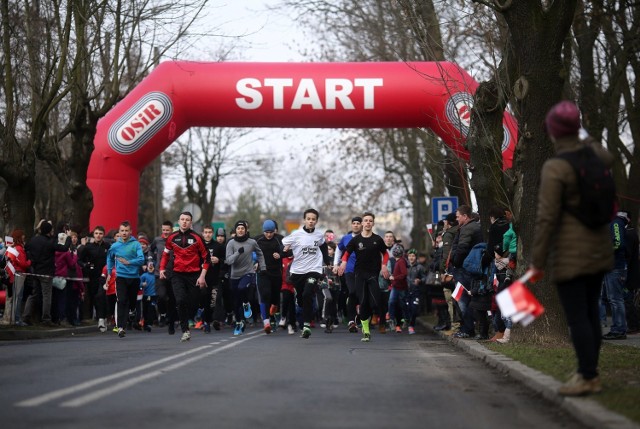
[
  {"xmin": 0, "ymin": 325, "xmax": 97, "ymax": 341},
  {"xmin": 417, "ymin": 319, "xmax": 640, "ymax": 429}
]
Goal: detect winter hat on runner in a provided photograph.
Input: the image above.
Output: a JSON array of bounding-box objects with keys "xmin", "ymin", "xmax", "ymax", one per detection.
[
  {"xmin": 234, "ymin": 220, "xmax": 248, "ymax": 232},
  {"xmin": 263, "ymin": 219, "xmax": 277, "ymax": 232},
  {"xmin": 545, "ymin": 101, "xmax": 580, "ymax": 139},
  {"xmin": 216, "ymin": 227, "xmax": 226, "ymax": 238}
]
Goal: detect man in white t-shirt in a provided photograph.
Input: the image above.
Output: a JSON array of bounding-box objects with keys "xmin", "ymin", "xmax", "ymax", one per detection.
[{"xmin": 282, "ymin": 208, "xmax": 328, "ymax": 339}]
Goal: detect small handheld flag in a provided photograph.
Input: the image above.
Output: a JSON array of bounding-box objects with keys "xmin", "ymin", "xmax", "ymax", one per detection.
[{"xmin": 496, "ymin": 270, "xmax": 545, "ymax": 327}]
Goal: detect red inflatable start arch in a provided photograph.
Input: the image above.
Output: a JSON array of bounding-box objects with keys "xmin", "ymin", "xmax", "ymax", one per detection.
[{"xmin": 87, "ymin": 61, "xmax": 517, "ymax": 231}]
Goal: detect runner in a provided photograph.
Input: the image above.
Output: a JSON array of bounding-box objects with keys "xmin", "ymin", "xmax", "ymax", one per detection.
[
  {"xmin": 282, "ymin": 209, "xmax": 328, "ymax": 339},
  {"xmin": 338, "ymin": 212, "xmax": 390, "ymax": 342},
  {"xmin": 159, "ymin": 212, "xmax": 209, "ymax": 342},
  {"xmin": 225, "ymin": 220, "xmax": 266, "ymax": 336}
]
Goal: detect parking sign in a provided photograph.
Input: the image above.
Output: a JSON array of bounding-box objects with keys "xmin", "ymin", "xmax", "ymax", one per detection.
[{"xmin": 432, "ymin": 197, "xmax": 458, "ymax": 222}]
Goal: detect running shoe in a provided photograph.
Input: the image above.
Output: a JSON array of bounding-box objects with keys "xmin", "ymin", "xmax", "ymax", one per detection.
[
  {"xmin": 194, "ymin": 320, "xmax": 204, "ymax": 330},
  {"xmin": 288, "ymin": 325, "xmax": 295, "ymax": 335},
  {"xmin": 395, "ymin": 325, "xmax": 402, "ymax": 333},
  {"xmin": 204, "ymin": 322, "xmax": 211, "ymax": 333},
  {"xmin": 348, "ymin": 321, "xmax": 358, "ymax": 333},
  {"xmin": 361, "ymin": 333, "xmax": 371, "ymax": 342},
  {"xmin": 143, "ymin": 325, "xmax": 152, "ymax": 333},
  {"xmin": 278, "ymin": 317, "xmax": 287, "ymax": 328},
  {"xmin": 240, "ymin": 320, "xmax": 246, "ymax": 332},
  {"xmin": 180, "ymin": 331, "xmax": 191, "ymax": 342},
  {"xmin": 188, "ymin": 319, "xmax": 195, "ymax": 328},
  {"xmin": 371, "ymin": 314, "xmax": 379, "ymax": 326},
  {"xmin": 117, "ymin": 328, "xmax": 126, "ymax": 338},
  {"xmin": 212, "ymin": 320, "xmax": 221, "ymax": 331},
  {"xmin": 301, "ymin": 326, "xmax": 311, "ymax": 339},
  {"xmin": 243, "ymin": 302, "xmax": 252, "ymax": 319},
  {"xmin": 408, "ymin": 326, "xmax": 416, "ymax": 335},
  {"xmin": 233, "ymin": 322, "xmax": 242, "ymax": 336},
  {"xmin": 264, "ymin": 320, "xmax": 272, "ymax": 334}
]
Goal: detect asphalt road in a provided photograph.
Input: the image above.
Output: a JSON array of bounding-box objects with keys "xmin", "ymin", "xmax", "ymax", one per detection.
[{"xmin": 0, "ymin": 325, "xmax": 585, "ymax": 429}]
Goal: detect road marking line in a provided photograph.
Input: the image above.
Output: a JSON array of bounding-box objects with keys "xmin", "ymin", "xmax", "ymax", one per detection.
[
  {"xmin": 15, "ymin": 330, "xmax": 262, "ymax": 408},
  {"xmin": 60, "ymin": 334, "xmax": 260, "ymax": 407}
]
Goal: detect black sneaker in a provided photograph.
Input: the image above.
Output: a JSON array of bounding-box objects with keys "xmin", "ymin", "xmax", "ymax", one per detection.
[
  {"xmin": 118, "ymin": 328, "xmax": 126, "ymax": 338},
  {"xmin": 143, "ymin": 325, "xmax": 152, "ymax": 332},
  {"xmin": 348, "ymin": 321, "xmax": 358, "ymax": 333},
  {"xmin": 602, "ymin": 331, "xmax": 627, "ymax": 340},
  {"xmin": 212, "ymin": 320, "xmax": 221, "ymax": 331}
]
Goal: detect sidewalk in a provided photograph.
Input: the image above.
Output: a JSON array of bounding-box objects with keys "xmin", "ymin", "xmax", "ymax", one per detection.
[{"xmin": 417, "ymin": 318, "xmax": 640, "ymax": 429}]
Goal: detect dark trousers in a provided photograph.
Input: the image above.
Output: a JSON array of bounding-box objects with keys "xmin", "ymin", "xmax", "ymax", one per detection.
[
  {"xmin": 157, "ymin": 276, "xmax": 177, "ymax": 324},
  {"xmin": 281, "ymin": 289, "xmax": 296, "ymax": 326},
  {"xmin": 257, "ymin": 272, "xmax": 282, "ymax": 319},
  {"xmin": 557, "ymin": 272, "xmax": 605, "ymax": 380},
  {"xmin": 291, "ymin": 272, "xmax": 323, "ymax": 325},
  {"xmin": 344, "ymin": 272, "xmax": 357, "ymax": 322},
  {"xmin": 115, "ymin": 277, "xmax": 141, "ymax": 330},
  {"xmin": 87, "ymin": 277, "xmax": 107, "ymax": 319},
  {"xmin": 354, "ymin": 272, "xmax": 381, "ymax": 321},
  {"xmin": 171, "ymin": 272, "xmax": 201, "ymax": 333},
  {"xmin": 142, "ymin": 296, "xmax": 157, "ymax": 327}
]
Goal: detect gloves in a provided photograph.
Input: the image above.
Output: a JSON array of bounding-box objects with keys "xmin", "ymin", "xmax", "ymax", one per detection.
[{"xmin": 237, "ymin": 247, "xmax": 245, "ymax": 254}]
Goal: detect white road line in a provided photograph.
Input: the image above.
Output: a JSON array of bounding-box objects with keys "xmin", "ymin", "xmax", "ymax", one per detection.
[
  {"xmin": 60, "ymin": 334, "xmax": 261, "ymax": 407},
  {"xmin": 15, "ymin": 331, "xmax": 262, "ymax": 408}
]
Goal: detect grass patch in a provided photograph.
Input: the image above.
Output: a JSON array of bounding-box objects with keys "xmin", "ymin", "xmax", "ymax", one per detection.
[{"xmin": 484, "ymin": 341, "xmax": 640, "ymax": 424}]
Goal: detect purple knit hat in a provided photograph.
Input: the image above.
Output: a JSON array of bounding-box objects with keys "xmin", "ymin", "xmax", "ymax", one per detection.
[{"xmin": 545, "ymin": 101, "xmax": 581, "ymax": 138}]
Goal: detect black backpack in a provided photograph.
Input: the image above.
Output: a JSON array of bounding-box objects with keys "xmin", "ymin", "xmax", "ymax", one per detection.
[{"xmin": 556, "ymin": 145, "xmax": 617, "ymax": 229}]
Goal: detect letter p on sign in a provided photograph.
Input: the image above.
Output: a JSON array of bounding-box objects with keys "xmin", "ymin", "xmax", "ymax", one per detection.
[{"xmin": 432, "ymin": 197, "xmax": 458, "ymax": 222}]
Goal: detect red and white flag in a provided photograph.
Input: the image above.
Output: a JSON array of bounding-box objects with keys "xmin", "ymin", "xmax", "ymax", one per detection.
[
  {"xmin": 452, "ymin": 282, "xmax": 467, "ymax": 301},
  {"xmin": 496, "ymin": 271, "xmax": 545, "ymax": 327}
]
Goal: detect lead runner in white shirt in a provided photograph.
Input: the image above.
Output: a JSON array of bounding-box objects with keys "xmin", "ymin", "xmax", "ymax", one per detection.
[{"xmin": 282, "ymin": 208, "xmax": 328, "ymax": 339}]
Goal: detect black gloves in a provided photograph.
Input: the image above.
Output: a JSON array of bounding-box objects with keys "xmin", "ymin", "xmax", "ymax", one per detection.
[{"xmin": 237, "ymin": 247, "xmax": 245, "ymax": 254}]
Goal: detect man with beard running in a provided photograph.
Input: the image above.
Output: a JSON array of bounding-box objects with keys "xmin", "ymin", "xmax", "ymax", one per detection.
[{"xmin": 338, "ymin": 212, "xmax": 390, "ymax": 342}]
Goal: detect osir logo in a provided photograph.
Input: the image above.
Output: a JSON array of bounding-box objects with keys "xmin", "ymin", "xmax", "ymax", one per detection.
[
  {"xmin": 108, "ymin": 92, "xmax": 173, "ymax": 154},
  {"xmin": 445, "ymin": 92, "xmax": 511, "ymax": 153}
]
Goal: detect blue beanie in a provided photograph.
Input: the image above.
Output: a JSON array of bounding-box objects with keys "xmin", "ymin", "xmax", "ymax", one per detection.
[{"xmin": 263, "ymin": 220, "xmax": 277, "ymax": 232}]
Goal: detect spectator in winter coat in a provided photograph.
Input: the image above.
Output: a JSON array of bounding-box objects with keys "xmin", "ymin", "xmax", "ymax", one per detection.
[
  {"xmin": 451, "ymin": 205, "xmax": 483, "ymax": 339},
  {"xmin": 24, "ymin": 221, "xmax": 71, "ymax": 326},
  {"xmin": 1, "ymin": 230, "xmax": 31, "ymax": 326},
  {"xmin": 530, "ymin": 100, "xmax": 614, "ymax": 396}
]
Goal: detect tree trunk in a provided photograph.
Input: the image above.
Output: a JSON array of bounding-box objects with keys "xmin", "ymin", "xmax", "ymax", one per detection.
[
  {"xmin": 3, "ymin": 176, "xmax": 36, "ymax": 236},
  {"xmin": 499, "ymin": 1, "xmax": 578, "ymax": 343}
]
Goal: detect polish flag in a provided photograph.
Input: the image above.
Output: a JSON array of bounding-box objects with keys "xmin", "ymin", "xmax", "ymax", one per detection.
[
  {"xmin": 496, "ymin": 272, "xmax": 545, "ymax": 327},
  {"xmin": 452, "ymin": 282, "xmax": 467, "ymax": 301}
]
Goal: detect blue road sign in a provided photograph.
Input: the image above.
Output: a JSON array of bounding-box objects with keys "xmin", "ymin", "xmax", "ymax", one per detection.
[{"xmin": 432, "ymin": 197, "xmax": 458, "ymax": 222}]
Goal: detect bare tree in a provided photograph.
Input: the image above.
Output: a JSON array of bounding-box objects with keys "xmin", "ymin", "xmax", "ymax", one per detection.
[
  {"xmin": 0, "ymin": 0, "xmax": 209, "ymax": 234},
  {"xmin": 284, "ymin": 0, "xmax": 465, "ymax": 251},
  {"xmin": 163, "ymin": 127, "xmax": 261, "ymax": 226}
]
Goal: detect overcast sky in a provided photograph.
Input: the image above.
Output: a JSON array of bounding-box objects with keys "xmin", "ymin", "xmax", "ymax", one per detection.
[{"xmin": 163, "ymin": 0, "xmax": 336, "ymax": 214}]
